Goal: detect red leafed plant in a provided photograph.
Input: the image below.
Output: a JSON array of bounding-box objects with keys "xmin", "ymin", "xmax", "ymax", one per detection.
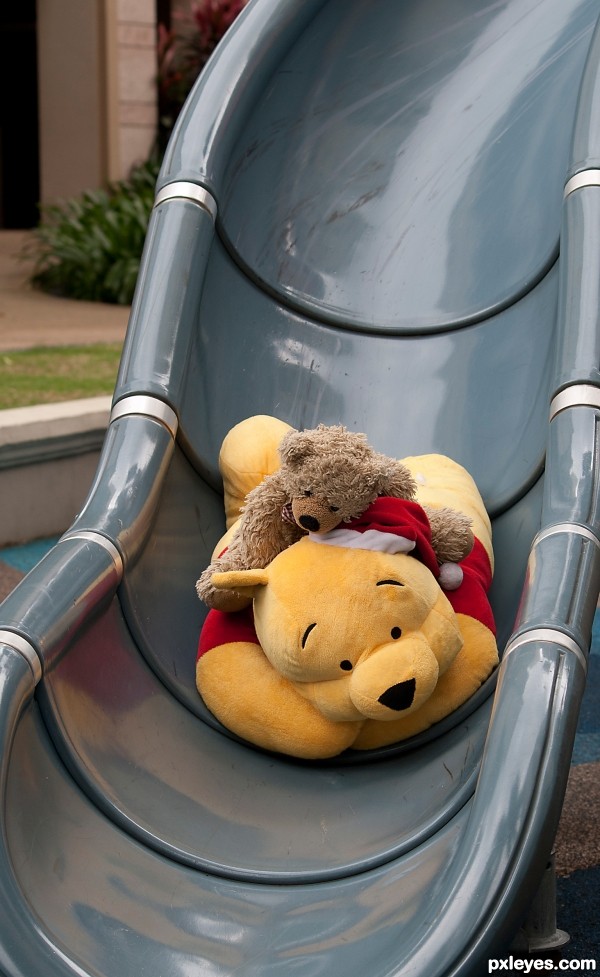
[
  {"xmin": 190, "ymin": 0, "xmax": 248, "ymax": 57},
  {"xmin": 157, "ymin": 0, "xmax": 248, "ymax": 148}
]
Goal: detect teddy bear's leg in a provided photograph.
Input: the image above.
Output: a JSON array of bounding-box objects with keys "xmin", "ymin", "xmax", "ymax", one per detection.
[
  {"xmin": 423, "ymin": 505, "xmax": 474, "ymax": 564},
  {"xmin": 197, "ymin": 642, "xmax": 360, "ymax": 760},
  {"xmin": 402, "ymin": 453, "xmax": 493, "ymax": 568},
  {"xmin": 352, "ymin": 615, "xmax": 498, "ymax": 750}
]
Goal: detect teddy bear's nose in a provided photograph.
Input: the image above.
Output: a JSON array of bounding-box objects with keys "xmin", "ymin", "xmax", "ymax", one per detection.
[{"xmin": 299, "ymin": 515, "xmax": 320, "ymax": 531}]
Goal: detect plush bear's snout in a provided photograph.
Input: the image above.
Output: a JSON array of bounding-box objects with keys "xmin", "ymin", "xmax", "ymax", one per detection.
[
  {"xmin": 349, "ymin": 634, "xmax": 440, "ymax": 720},
  {"xmin": 378, "ymin": 678, "xmax": 416, "ymax": 711},
  {"xmin": 291, "ymin": 496, "xmax": 343, "ymax": 535}
]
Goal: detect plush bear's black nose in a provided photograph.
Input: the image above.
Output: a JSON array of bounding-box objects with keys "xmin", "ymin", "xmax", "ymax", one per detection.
[
  {"xmin": 299, "ymin": 515, "xmax": 320, "ymax": 531},
  {"xmin": 378, "ymin": 679, "xmax": 416, "ymax": 711}
]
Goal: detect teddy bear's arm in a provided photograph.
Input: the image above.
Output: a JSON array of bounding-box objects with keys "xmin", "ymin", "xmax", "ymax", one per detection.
[
  {"xmin": 196, "ymin": 472, "xmax": 303, "ymax": 611},
  {"xmin": 196, "ymin": 555, "xmax": 253, "ymax": 611},
  {"xmin": 231, "ymin": 471, "xmax": 303, "ymax": 567}
]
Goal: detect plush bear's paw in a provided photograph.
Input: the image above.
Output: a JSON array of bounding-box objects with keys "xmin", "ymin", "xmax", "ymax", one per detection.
[
  {"xmin": 196, "ymin": 567, "xmax": 252, "ymax": 612},
  {"xmin": 197, "ymin": 642, "xmax": 361, "ymax": 759}
]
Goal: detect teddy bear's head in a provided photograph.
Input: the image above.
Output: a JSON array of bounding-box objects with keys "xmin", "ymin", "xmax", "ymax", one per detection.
[
  {"xmin": 212, "ymin": 499, "xmax": 464, "ymax": 724},
  {"xmin": 277, "ymin": 424, "xmax": 417, "ymax": 535}
]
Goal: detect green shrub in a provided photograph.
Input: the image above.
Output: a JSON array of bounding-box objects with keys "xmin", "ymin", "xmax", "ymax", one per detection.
[{"xmin": 26, "ymin": 158, "xmax": 160, "ymax": 306}]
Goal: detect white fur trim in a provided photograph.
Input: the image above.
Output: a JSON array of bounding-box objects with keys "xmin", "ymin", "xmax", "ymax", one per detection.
[{"xmin": 309, "ymin": 528, "xmax": 417, "ymax": 555}]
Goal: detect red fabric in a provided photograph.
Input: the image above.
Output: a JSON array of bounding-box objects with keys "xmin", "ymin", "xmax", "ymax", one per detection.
[
  {"xmin": 445, "ymin": 538, "xmax": 496, "ymax": 634},
  {"xmin": 346, "ymin": 498, "xmax": 440, "ymax": 577},
  {"xmin": 197, "ymin": 605, "xmax": 258, "ymax": 660}
]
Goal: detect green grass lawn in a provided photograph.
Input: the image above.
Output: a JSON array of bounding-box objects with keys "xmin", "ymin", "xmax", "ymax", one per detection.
[{"xmin": 0, "ymin": 344, "xmax": 122, "ymax": 410}]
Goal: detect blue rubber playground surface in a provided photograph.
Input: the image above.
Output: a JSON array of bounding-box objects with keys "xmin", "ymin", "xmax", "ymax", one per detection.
[
  {"xmin": 556, "ymin": 615, "xmax": 600, "ymax": 963},
  {"xmin": 0, "ymin": 537, "xmax": 60, "ymax": 574},
  {"xmin": 0, "ymin": 536, "xmax": 598, "ymax": 963}
]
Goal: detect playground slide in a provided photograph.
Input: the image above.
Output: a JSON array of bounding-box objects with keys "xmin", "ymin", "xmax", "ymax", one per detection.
[{"xmin": 2, "ymin": 1, "xmax": 600, "ymax": 974}]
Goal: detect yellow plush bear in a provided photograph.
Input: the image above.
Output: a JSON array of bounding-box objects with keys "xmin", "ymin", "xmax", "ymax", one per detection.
[{"xmin": 196, "ymin": 417, "xmax": 498, "ymax": 760}]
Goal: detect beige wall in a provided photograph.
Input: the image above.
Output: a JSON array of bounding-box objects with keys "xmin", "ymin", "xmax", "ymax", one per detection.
[
  {"xmin": 37, "ymin": 0, "xmax": 106, "ymax": 202},
  {"xmin": 115, "ymin": 0, "xmax": 158, "ymax": 175},
  {"xmin": 36, "ymin": 0, "xmax": 157, "ymax": 206}
]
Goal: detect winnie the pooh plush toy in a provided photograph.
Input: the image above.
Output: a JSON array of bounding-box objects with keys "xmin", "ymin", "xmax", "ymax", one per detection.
[
  {"xmin": 195, "ymin": 416, "xmax": 498, "ymax": 760},
  {"xmin": 196, "ymin": 416, "xmax": 474, "ymax": 611}
]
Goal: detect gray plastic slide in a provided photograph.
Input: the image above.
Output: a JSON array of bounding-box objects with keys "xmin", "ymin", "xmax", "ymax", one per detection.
[{"xmin": 2, "ymin": 1, "xmax": 600, "ymax": 974}]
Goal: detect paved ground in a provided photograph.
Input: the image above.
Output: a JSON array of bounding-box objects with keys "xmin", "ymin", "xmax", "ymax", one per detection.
[{"xmin": 0, "ymin": 230, "xmax": 129, "ymax": 351}]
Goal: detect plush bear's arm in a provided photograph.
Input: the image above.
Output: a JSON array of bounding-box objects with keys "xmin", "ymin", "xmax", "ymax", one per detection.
[
  {"xmin": 196, "ymin": 471, "xmax": 303, "ymax": 610},
  {"xmin": 196, "ymin": 557, "xmax": 254, "ymax": 612},
  {"xmin": 230, "ymin": 471, "xmax": 302, "ymax": 567},
  {"xmin": 423, "ymin": 505, "xmax": 474, "ymax": 564}
]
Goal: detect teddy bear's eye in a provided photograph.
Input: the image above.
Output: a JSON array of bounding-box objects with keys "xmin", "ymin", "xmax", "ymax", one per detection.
[
  {"xmin": 340, "ymin": 659, "xmax": 353, "ymax": 671},
  {"xmin": 304, "ymin": 490, "xmax": 312, "ymax": 497},
  {"xmin": 391, "ymin": 627, "xmax": 402, "ymax": 640},
  {"xmin": 330, "ymin": 505, "xmax": 339, "ymax": 512}
]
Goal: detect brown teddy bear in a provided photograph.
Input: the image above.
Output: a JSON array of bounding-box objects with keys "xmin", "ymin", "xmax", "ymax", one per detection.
[{"xmin": 196, "ymin": 421, "xmax": 474, "ymax": 612}]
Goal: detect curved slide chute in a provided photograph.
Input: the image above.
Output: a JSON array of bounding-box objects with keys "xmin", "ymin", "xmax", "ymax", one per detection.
[{"xmin": 1, "ymin": 2, "xmax": 600, "ymax": 974}]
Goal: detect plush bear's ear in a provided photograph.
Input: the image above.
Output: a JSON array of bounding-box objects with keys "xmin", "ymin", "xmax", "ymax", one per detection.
[
  {"xmin": 212, "ymin": 569, "xmax": 269, "ymax": 594},
  {"xmin": 278, "ymin": 429, "xmax": 317, "ymax": 467},
  {"xmin": 373, "ymin": 456, "xmax": 418, "ymax": 501}
]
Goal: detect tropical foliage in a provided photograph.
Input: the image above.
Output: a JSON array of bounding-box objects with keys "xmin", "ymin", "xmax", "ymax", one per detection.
[{"xmin": 26, "ymin": 160, "xmax": 159, "ymax": 306}]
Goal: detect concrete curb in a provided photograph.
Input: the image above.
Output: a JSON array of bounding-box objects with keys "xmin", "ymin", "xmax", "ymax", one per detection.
[
  {"xmin": 0, "ymin": 396, "xmax": 111, "ymax": 468},
  {"xmin": 1, "ymin": 397, "xmax": 111, "ymax": 546}
]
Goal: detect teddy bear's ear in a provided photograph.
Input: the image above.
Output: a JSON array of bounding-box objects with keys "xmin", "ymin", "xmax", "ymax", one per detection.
[
  {"xmin": 373, "ymin": 457, "xmax": 418, "ymax": 501},
  {"xmin": 212, "ymin": 568, "xmax": 269, "ymax": 594},
  {"xmin": 278, "ymin": 429, "xmax": 317, "ymax": 467}
]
